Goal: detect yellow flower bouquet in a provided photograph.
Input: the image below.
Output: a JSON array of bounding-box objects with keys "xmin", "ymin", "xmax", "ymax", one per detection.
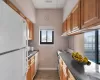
[{"xmin": 72, "ymin": 52, "xmax": 91, "ymax": 65}]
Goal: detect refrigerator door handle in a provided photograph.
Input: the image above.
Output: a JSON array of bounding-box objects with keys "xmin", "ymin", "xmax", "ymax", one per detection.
[{"xmin": 0, "ymin": 47, "xmax": 25, "ymax": 56}]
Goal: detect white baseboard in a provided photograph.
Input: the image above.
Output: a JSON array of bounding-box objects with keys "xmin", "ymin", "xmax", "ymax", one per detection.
[{"xmin": 38, "ymin": 68, "xmax": 57, "ymax": 70}]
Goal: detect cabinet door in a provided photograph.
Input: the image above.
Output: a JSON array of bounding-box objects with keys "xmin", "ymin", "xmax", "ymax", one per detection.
[
  {"xmin": 59, "ymin": 58, "xmax": 63, "ymax": 80},
  {"xmin": 27, "ymin": 20, "xmax": 34, "ymax": 40},
  {"xmin": 27, "ymin": 60, "xmax": 31, "ymax": 80},
  {"xmin": 62, "ymin": 20, "xmax": 67, "ymax": 33},
  {"xmin": 30, "ymin": 62, "xmax": 35, "ymax": 79},
  {"xmin": 31, "ymin": 56, "xmax": 35, "ymax": 79},
  {"xmin": 81, "ymin": 0, "xmax": 100, "ymax": 28},
  {"xmin": 27, "ymin": 67, "xmax": 31, "ymax": 80},
  {"xmin": 63, "ymin": 62, "xmax": 68, "ymax": 80},
  {"xmin": 67, "ymin": 15, "xmax": 72, "ymax": 33},
  {"xmin": 29, "ymin": 23, "xmax": 34, "ymax": 40},
  {"xmin": 72, "ymin": 1, "xmax": 81, "ymax": 32},
  {"xmin": 60, "ymin": 64, "xmax": 63, "ymax": 80}
]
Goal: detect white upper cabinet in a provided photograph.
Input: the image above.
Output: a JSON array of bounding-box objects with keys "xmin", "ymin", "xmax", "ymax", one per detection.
[{"xmin": 0, "ymin": 1, "xmax": 27, "ymax": 53}]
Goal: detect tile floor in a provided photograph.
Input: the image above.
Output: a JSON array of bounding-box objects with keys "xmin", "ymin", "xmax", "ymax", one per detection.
[{"xmin": 34, "ymin": 70, "xmax": 60, "ymax": 80}]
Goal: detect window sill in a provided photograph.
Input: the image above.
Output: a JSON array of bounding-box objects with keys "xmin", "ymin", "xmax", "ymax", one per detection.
[{"xmin": 39, "ymin": 44, "xmax": 54, "ymax": 46}]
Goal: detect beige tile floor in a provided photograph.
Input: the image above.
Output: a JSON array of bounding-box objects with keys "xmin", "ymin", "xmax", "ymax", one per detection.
[{"xmin": 34, "ymin": 70, "xmax": 60, "ymax": 80}]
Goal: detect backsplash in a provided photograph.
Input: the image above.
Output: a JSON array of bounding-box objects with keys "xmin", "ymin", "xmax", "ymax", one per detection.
[
  {"xmin": 67, "ymin": 34, "xmax": 84, "ymax": 56},
  {"xmin": 68, "ymin": 36, "xmax": 74, "ymax": 50},
  {"xmin": 28, "ymin": 40, "xmax": 34, "ymax": 47}
]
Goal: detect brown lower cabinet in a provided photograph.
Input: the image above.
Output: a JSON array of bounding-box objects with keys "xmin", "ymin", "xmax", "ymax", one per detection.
[
  {"xmin": 59, "ymin": 57, "xmax": 75, "ymax": 80},
  {"xmin": 31, "ymin": 56, "xmax": 35, "ymax": 79},
  {"xmin": 27, "ymin": 66, "xmax": 31, "ymax": 80},
  {"xmin": 59, "ymin": 64, "xmax": 63, "ymax": 80},
  {"xmin": 27, "ymin": 56, "xmax": 35, "ymax": 80},
  {"xmin": 27, "ymin": 60, "xmax": 31, "ymax": 80}
]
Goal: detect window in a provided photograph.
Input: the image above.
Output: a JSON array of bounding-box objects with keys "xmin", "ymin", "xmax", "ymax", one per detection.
[
  {"xmin": 84, "ymin": 30, "xmax": 100, "ymax": 64},
  {"xmin": 84, "ymin": 31, "xmax": 95, "ymax": 62},
  {"xmin": 40, "ymin": 29, "xmax": 54, "ymax": 44}
]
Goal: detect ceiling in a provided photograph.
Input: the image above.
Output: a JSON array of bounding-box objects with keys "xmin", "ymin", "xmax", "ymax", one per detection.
[{"xmin": 32, "ymin": 0, "xmax": 66, "ymax": 9}]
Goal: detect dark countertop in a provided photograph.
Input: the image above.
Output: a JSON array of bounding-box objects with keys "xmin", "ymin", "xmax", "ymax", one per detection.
[
  {"xmin": 28, "ymin": 50, "xmax": 39, "ymax": 60},
  {"xmin": 58, "ymin": 51, "xmax": 100, "ymax": 80}
]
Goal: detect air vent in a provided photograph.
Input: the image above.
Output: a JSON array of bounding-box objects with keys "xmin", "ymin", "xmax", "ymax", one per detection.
[{"xmin": 45, "ymin": 0, "xmax": 52, "ymax": 3}]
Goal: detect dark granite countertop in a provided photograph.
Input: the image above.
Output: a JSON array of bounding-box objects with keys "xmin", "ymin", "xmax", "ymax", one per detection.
[
  {"xmin": 28, "ymin": 50, "xmax": 39, "ymax": 60},
  {"xmin": 58, "ymin": 51, "xmax": 100, "ymax": 80}
]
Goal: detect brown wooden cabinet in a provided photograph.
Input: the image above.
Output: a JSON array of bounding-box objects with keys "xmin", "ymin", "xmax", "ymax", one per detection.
[
  {"xmin": 27, "ymin": 56, "xmax": 35, "ymax": 80},
  {"xmin": 81, "ymin": 0, "xmax": 100, "ymax": 28},
  {"xmin": 67, "ymin": 15, "xmax": 72, "ymax": 33},
  {"xmin": 30, "ymin": 56, "xmax": 35, "ymax": 80},
  {"xmin": 30, "ymin": 63, "xmax": 35, "ymax": 79},
  {"xmin": 60, "ymin": 64, "xmax": 63, "ymax": 80},
  {"xmin": 59, "ymin": 57, "xmax": 63, "ymax": 80},
  {"xmin": 59, "ymin": 57, "xmax": 75, "ymax": 80},
  {"xmin": 26, "ymin": 19, "xmax": 34, "ymax": 40},
  {"xmin": 63, "ymin": 62, "xmax": 68, "ymax": 80},
  {"xmin": 72, "ymin": 1, "xmax": 81, "ymax": 32},
  {"xmin": 62, "ymin": 0, "xmax": 100, "ymax": 36},
  {"xmin": 27, "ymin": 60, "xmax": 31, "ymax": 80},
  {"xmin": 62, "ymin": 20, "xmax": 67, "ymax": 33},
  {"xmin": 27, "ymin": 66, "xmax": 31, "ymax": 80}
]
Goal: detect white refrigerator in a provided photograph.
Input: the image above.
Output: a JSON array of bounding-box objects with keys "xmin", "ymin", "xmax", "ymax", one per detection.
[{"xmin": 0, "ymin": 1, "xmax": 28, "ymax": 80}]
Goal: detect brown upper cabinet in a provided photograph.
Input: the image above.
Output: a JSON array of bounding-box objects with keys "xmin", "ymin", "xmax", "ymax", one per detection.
[
  {"xmin": 72, "ymin": 1, "xmax": 81, "ymax": 32},
  {"xmin": 27, "ymin": 19, "xmax": 34, "ymax": 40},
  {"xmin": 81, "ymin": 0, "xmax": 100, "ymax": 28},
  {"xmin": 62, "ymin": 0, "xmax": 100, "ymax": 36},
  {"xmin": 67, "ymin": 15, "xmax": 72, "ymax": 33},
  {"xmin": 62, "ymin": 20, "xmax": 67, "ymax": 33}
]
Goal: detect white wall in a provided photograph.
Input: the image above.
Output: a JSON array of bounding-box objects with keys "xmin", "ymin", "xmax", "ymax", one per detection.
[
  {"xmin": 63, "ymin": 0, "xmax": 79, "ymax": 21},
  {"xmin": 34, "ymin": 9, "xmax": 68, "ymax": 70},
  {"xmin": 10, "ymin": 0, "xmax": 36, "ymax": 23},
  {"xmin": 67, "ymin": 34, "xmax": 84, "ymax": 55},
  {"xmin": 74, "ymin": 34, "xmax": 84, "ymax": 55}
]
